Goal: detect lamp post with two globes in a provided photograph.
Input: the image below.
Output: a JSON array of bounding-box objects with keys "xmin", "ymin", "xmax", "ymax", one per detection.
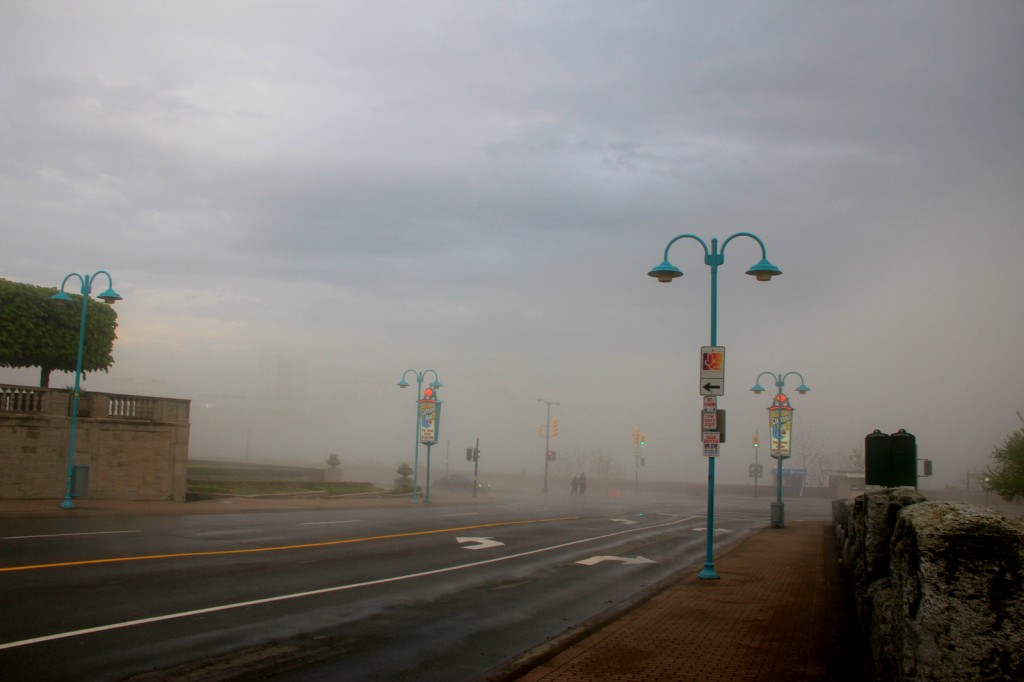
[
  {"xmin": 50, "ymin": 270, "xmax": 122, "ymax": 510},
  {"xmin": 648, "ymin": 233, "xmax": 781, "ymax": 580},
  {"xmin": 397, "ymin": 369, "xmax": 441, "ymax": 503},
  {"xmin": 751, "ymin": 371, "xmax": 810, "ymax": 528}
]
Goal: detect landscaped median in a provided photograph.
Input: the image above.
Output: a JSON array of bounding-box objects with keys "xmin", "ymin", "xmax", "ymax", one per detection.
[{"xmin": 186, "ymin": 459, "xmax": 384, "ymax": 500}]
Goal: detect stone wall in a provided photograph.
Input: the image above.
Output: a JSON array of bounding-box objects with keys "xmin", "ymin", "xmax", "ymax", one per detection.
[
  {"xmin": 0, "ymin": 383, "xmax": 190, "ymax": 501},
  {"xmin": 834, "ymin": 489, "xmax": 1024, "ymax": 681}
]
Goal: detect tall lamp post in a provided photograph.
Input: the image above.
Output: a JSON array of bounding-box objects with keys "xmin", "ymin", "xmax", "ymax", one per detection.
[
  {"xmin": 397, "ymin": 369, "xmax": 441, "ymax": 503},
  {"xmin": 649, "ymin": 233, "xmax": 781, "ymax": 580},
  {"xmin": 751, "ymin": 372, "xmax": 809, "ymax": 528},
  {"xmin": 51, "ymin": 270, "xmax": 122, "ymax": 510},
  {"xmin": 538, "ymin": 398, "xmax": 559, "ymax": 493}
]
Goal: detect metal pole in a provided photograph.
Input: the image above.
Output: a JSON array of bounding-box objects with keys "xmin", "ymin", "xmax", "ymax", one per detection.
[
  {"xmin": 473, "ymin": 437, "xmax": 479, "ymax": 498},
  {"xmin": 539, "ymin": 399, "xmax": 558, "ymax": 493},
  {"xmin": 412, "ymin": 374, "xmax": 422, "ymax": 503},
  {"xmin": 635, "ymin": 446, "xmax": 640, "ymax": 494},
  {"xmin": 60, "ymin": 280, "xmax": 91, "ymax": 510},
  {"xmin": 424, "ymin": 443, "xmax": 433, "ymax": 504},
  {"xmin": 699, "ymin": 237, "xmax": 721, "ymax": 580},
  {"xmin": 543, "ymin": 402, "xmax": 550, "ymax": 493}
]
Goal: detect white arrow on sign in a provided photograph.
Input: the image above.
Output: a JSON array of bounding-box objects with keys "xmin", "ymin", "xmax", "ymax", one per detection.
[
  {"xmin": 456, "ymin": 536, "xmax": 505, "ymax": 550},
  {"xmin": 576, "ymin": 555, "xmax": 656, "ymax": 566},
  {"xmin": 609, "ymin": 518, "xmax": 637, "ymax": 525}
]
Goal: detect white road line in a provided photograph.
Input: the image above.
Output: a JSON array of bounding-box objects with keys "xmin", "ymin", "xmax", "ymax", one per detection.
[
  {"xmin": 2, "ymin": 530, "xmax": 140, "ymax": 541},
  {"xmin": 299, "ymin": 520, "xmax": 361, "ymax": 526},
  {"xmin": 0, "ymin": 515, "xmax": 698, "ymax": 651}
]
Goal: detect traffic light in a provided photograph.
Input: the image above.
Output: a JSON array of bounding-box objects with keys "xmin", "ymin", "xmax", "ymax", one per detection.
[
  {"xmin": 640, "ymin": 434, "xmax": 646, "ymax": 446},
  {"xmin": 551, "ymin": 417, "xmax": 559, "ymax": 438},
  {"xmin": 632, "ymin": 427, "xmax": 640, "ymax": 448},
  {"xmin": 466, "ymin": 447, "xmax": 473, "ymax": 461},
  {"xmin": 922, "ymin": 459, "xmax": 933, "ymax": 477}
]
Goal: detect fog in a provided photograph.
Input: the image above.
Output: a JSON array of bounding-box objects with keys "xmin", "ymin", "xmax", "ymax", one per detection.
[{"xmin": 2, "ymin": 2, "xmax": 1022, "ymax": 492}]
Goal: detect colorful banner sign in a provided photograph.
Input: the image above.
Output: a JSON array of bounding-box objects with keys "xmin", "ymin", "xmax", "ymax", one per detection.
[
  {"xmin": 768, "ymin": 404, "xmax": 793, "ymax": 459},
  {"xmin": 418, "ymin": 399, "xmax": 441, "ymax": 445}
]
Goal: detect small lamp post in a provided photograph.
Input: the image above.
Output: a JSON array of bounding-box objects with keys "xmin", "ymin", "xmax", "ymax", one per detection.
[
  {"xmin": 648, "ymin": 233, "xmax": 781, "ymax": 580},
  {"xmin": 51, "ymin": 270, "xmax": 122, "ymax": 510},
  {"xmin": 751, "ymin": 372, "xmax": 809, "ymax": 528},
  {"xmin": 397, "ymin": 369, "xmax": 441, "ymax": 503}
]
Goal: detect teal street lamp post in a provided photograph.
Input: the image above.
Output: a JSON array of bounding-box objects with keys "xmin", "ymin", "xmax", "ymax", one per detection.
[
  {"xmin": 649, "ymin": 233, "xmax": 781, "ymax": 580},
  {"xmin": 538, "ymin": 398, "xmax": 559, "ymax": 493},
  {"xmin": 51, "ymin": 270, "xmax": 123, "ymax": 510},
  {"xmin": 751, "ymin": 372, "xmax": 809, "ymax": 528},
  {"xmin": 397, "ymin": 369, "xmax": 441, "ymax": 503}
]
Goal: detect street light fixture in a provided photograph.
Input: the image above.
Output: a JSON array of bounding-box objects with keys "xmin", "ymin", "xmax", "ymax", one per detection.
[
  {"xmin": 538, "ymin": 398, "xmax": 559, "ymax": 493},
  {"xmin": 397, "ymin": 369, "xmax": 441, "ymax": 503},
  {"xmin": 751, "ymin": 371, "xmax": 810, "ymax": 528},
  {"xmin": 51, "ymin": 270, "xmax": 122, "ymax": 510},
  {"xmin": 648, "ymin": 233, "xmax": 781, "ymax": 580}
]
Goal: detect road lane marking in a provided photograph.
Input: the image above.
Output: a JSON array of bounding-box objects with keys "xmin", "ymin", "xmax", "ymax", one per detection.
[
  {"xmin": 0, "ymin": 514, "xmax": 698, "ymax": 651},
  {"xmin": 576, "ymin": 555, "xmax": 656, "ymax": 566},
  {"xmin": 608, "ymin": 518, "xmax": 637, "ymax": 525},
  {"xmin": 456, "ymin": 536, "xmax": 504, "ymax": 550},
  {"xmin": 2, "ymin": 530, "xmax": 141, "ymax": 540},
  {"xmin": 0, "ymin": 517, "xmax": 580, "ymax": 573},
  {"xmin": 299, "ymin": 520, "xmax": 362, "ymax": 526}
]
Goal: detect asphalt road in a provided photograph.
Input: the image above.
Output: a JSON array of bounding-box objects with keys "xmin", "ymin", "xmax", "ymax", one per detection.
[{"xmin": 0, "ymin": 492, "xmax": 833, "ymax": 681}]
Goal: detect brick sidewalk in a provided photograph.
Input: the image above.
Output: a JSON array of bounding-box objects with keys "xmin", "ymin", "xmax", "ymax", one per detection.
[{"xmin": 509, "ymin": 521, "xmax": 859, "ymax": 682}]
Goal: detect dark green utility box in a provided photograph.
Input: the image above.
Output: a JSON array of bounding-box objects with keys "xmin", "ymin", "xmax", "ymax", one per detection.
[{"xmin": 865, "ymin": 429, "xmax": 917, "ymax": 487}]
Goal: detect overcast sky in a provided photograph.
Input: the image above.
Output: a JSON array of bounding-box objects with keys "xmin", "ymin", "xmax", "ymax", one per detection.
[{"xmin": 2, "ymin": 1, "xmax": 1022, "ymax": 490}]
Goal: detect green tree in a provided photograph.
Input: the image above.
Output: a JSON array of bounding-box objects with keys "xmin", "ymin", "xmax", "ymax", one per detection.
[
  {"xmin": 985, "ymin": 412, "xmax": 1024, "ymax": 502},
  {"xmin": 0, "ymin": 278, "xmax": 119, "ymax": 388}
]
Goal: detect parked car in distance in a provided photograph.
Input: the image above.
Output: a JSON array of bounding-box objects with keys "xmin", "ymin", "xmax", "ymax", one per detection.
[{"xmin": 432, "ymin": 474, "xmax": 490, "ymax": 493}]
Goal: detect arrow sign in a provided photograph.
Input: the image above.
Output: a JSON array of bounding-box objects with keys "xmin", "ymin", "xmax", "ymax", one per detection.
[
  {"xmin": 609, "ymin": 518, "xmax": 638, "ymax": 525},
  {"xmin": 700, "ymin": 381, "xmax": 724, "ymax": 396},
  {"xmin": 576, "ymin": 555, "xmax": 656, "ymax": 566},
  {"xmin": 456, "ymin": 536, "xmax": 505, "ymax": 550}
]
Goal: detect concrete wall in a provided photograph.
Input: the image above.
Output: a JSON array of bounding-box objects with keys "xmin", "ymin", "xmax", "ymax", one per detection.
[
  {"xmin": 0, "ymin": 384, "xmax": 190, "ymax": 501},
  {"xmin": 834, "ymin": 489, "xmax": 1024, "ymax": 681}
]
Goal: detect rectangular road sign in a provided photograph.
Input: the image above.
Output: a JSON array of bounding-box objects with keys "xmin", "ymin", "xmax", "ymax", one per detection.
[
  {"xmin": 702, "ymin": 410, "xmax": 718, "ymax": 432},
  {"xmin": 700, "ymin": 346, "xmax": 725, "ymax": 378},
  {"xmin": 702, "ymin": 432, "xmax": 720, "ymax": 457},
  {"xmin": 699, "ymin": 379, "xmax": 724, "ymax": 396},
  {"xmin": 703, "ymin": 396, "xmax": 717, "ymax": 411}
]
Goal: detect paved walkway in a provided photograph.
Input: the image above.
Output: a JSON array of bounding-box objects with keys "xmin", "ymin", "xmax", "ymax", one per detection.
[{"xmin": 504, "ymin": 520, "xmax": 862, "ymax": 682}]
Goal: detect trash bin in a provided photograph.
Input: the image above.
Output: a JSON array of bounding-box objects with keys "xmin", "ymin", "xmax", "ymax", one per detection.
[{"xmin": 72, "ymin": 464, "xmax": 89, "ymax": 498}]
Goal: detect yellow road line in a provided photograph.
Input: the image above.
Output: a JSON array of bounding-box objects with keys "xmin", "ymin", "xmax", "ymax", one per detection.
[{"xmin": 0, "ymin": 516, "xmax": 580, "ymax": 573}]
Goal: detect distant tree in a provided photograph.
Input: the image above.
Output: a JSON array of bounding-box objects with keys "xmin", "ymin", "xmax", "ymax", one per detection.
[
  {"xmin": 0, "ymin": 278, "xmax": 119, "ymax": 388},
  {"xmin": 985, "ymin": 413, "xmax": 1024, "ymax": 502}
]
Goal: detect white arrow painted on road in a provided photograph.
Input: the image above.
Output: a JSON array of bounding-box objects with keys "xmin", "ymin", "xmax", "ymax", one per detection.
[
  {"xmin": 608, "ymin": 518, "xmax": 637, "ymax": 525},
  {"xmin": 576, "ymin": 555, "xmax": 656, "ymax": 566},
  {"xmin": 456, "ymin": 536, "xmax": 505, "ymax": 550}
]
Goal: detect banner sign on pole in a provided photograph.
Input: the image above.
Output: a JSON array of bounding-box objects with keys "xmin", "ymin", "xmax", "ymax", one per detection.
[
  {"xmin": 419, "ymin": 399, "xmax": 441, "ymax": 445},
  {"xmin": 768, "ymin": 404, "xmax": 793, "ymax": 459}
]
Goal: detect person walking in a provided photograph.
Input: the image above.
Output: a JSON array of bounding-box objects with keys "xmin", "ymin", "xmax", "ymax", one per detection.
[
  {"xmin": 578, "ymin": 471, "xmax": 587, "ymax": 495},
  {"xmin": 571, "ymin": 475, "xmax": 579, "ymax": 495}
]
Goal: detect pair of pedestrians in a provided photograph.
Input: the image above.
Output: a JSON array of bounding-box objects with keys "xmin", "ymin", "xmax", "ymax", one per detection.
[{"xmin": 570, "ymin": 472, "xmax": 587, "ymax": 495}]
